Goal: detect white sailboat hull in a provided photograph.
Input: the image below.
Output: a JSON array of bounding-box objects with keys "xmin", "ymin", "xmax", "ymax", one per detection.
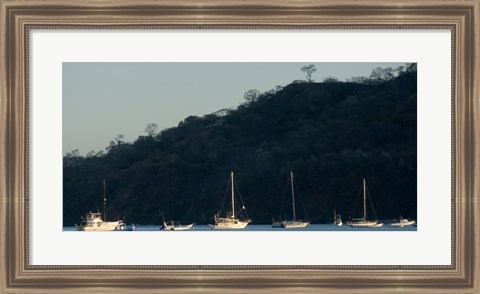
[
  {"xmin": 347, "ymin": 220, "xmax": 379, "ymax": 227},
  {"xmin": 282, "ymin": 220, "xmax": 310, "ymax": 228},
  {"xmin": 390, "ymin": 220, "xmax": 415, "ymax": 227},
  {"xmin": 210, "ymin": 218, "xmax": 251, "ymax": 229}
]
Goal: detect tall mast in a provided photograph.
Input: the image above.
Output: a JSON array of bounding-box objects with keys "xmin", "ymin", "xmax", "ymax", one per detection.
[
  {"xmin": 231, "ymin": 171, "xmax": 235, "ymax": 219},
  {"xmin": 103, "ymin": 179, "xmax": 107, "ymax": 221},
  {"xmin": 291, "ymin": 171, "xmax": 296, "ymax": 222},
  {"xmin": 363, "ymin": 178, "xmax": 367, "ymax": 221}
]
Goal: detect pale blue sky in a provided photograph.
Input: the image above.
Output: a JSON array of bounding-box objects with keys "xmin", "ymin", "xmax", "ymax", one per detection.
[{"xmin": 63, "ymin": 62, "xmax": 406, "ymax": 155}]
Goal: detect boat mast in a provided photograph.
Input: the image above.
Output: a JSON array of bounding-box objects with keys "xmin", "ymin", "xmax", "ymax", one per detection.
[
  {"xmin": 291, "ymin": 172, "xmax": 296, "ymax": 222},
  {"xmin": 231, "ymin": 171, "xmax": 235, "ymax": 219},
  {"xmin": 103, "ymin": 179, "xmax": 107, "ymax": 221},
  {"xmin": 363, "ymin": 178, "xmax": 366, "ymax": 221}
]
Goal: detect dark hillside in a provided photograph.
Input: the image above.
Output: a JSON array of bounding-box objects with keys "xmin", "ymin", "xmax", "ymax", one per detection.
[{"xmin": 63, "ymin": 70, "xmax": 417, "ymax": 225}]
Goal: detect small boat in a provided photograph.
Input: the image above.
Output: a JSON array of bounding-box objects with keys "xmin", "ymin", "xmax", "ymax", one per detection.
[
  {"xmin": 75, "ymin": 180, "xmax": 124, "ymax": 231},
  {"xmin": 210, "ymin": 171, "xmax": 252, "ymax": 230},
  {"xmin": 75, "ymin": 212, "xmax": 124, "ymax": 231},
  {"xmin": 390, "ymin": 216, "xmax": 416, "ymax": 227},
  {"xmin": 333, "ymin": 209, "xmax": 343, "ymax": 226},
  {"xmin": 347, "ymin": 178, "xmax": 383, "ymax": 228},
  {"xmin": 160, "ymin": 214, "xmax": 195, "ymax": 231},
  {"xmin": 161, "ymin": 221, "xmax": 195, "ymax": 231},
  {"xmin": 281, "ymin": 172, "xmax": 310, "ymax": 229}
]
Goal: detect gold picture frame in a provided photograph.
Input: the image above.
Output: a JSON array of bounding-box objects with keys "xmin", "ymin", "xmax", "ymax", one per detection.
[{"xmin": 1, "ymin": 0, "xmax": 478, "ymax": 292}]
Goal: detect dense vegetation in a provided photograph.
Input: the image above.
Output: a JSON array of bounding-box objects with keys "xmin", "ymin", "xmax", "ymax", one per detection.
[{"xmin": 64, "ymin": 66, "xmax": 417, "ymax": 225}]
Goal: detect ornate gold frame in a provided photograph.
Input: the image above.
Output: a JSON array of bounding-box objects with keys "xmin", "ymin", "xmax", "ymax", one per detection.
[{"xmin": 1, "ymin": 0, "xmax": 478, "ymax": 292}]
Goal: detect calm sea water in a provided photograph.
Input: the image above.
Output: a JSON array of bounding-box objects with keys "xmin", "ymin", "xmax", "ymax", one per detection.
[{"xmin": 63, "ymin": 223, "xmax": 416, "ymax": 232}]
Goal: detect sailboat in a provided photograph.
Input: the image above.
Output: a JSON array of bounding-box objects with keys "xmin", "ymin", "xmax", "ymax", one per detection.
[
  {"xmin": 347, "ymin": 178, "xmax": 383, "ymax": 228},
  {"xmin": 333, "ymin": 209, "xmax": 343, "ymax": 226},
  {"xmin": 281, "ymin": 172, "xmax": 310, "ymax": 229},
  {"xmin": 210, "ymin": 171, "xmax": 252, "ymax": 230},
  {"xmin": 75, "ymin": 180, "xmax": 124, "ymax": 231}
]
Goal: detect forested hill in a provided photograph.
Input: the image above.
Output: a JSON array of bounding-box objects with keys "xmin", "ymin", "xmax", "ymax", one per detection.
[{"xmin": 63, "ymin": 69, "xmax": 417, "ymax": 225}]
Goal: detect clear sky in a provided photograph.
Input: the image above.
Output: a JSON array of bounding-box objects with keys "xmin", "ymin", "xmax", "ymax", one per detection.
[{"xmin": 63, "ymin": 62, "xmax": 406, "ymax": 155}]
